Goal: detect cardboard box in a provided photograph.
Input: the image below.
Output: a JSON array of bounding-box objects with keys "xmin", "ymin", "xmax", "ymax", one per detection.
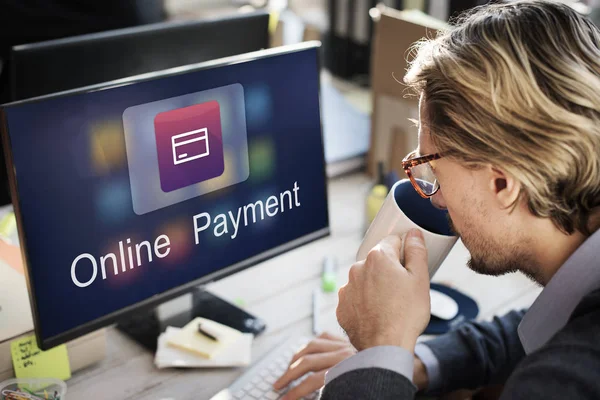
[
  {"xmin": 367, "ymin": 7, "xmax": 449, "ymax": 176},
  {"xmin": 303, "ymin": 23, "xmax": 322, "ymax": 42},
  {"xmin": 270, "ymin": 13, "xmax": 285, "ymax": 48}
]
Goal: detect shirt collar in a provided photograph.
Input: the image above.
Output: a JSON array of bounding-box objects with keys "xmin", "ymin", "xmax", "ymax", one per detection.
[{"xmin": 518, "ymin": 228, "xmax": 600, "ymax": 354}]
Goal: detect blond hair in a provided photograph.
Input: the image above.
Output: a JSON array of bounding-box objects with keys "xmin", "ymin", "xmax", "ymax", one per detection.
[{"xmin": 404, "ymin": 0, "xmax": 600, "ymax": 235}]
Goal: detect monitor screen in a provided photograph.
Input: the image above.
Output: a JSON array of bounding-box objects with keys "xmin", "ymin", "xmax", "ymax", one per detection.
[{"xmin": 0, "ymin": 43, "xmax": 329, "ymax": 349}]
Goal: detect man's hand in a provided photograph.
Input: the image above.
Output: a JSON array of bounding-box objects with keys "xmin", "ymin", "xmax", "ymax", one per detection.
[
  {"xmin": 336, "ymin": 229, "xmax": 431, "ymax": 352},
  {"xmin": 273, "ymin": 332, "xmax": 356, "ymax": 400}
]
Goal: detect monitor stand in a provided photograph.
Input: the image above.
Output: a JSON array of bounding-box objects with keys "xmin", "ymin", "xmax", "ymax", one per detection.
[{"xmin": 115, "ymin": 287, "xmax": 266, "ymax": 351}]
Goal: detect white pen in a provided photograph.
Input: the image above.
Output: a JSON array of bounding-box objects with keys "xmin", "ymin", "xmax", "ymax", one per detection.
[
  {"xmin": 312, "ymin": 288, "xmax": 321, "ymax": 335},
  {"xmin": 198, "ymin": 323, "xmax": 221, "ymax": 341}
]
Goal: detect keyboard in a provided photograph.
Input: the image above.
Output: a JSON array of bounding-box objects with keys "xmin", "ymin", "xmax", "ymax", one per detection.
[{"xmin": 209, "ymin": 336, "xmax": 319, "ymax": 400}]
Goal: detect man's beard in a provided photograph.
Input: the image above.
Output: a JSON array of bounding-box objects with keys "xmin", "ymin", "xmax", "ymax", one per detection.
[
  {"xmin": 468, "ymin": 254, "xmax": 542, "ymax": 284},
  {"xmin": 446, "ymin": 214, "xmax": 542, "ymax": 283}
]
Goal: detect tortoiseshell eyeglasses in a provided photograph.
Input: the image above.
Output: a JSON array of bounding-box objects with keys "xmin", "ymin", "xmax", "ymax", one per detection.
[{"xmin": 401, "ymin": 150, "xmax": 443, "ymax": 198}]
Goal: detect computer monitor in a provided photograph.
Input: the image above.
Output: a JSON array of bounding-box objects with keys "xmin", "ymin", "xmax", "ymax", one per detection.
[
  {"xmin": 9, "ymin": 10, "xmax": 271, "ymax": 101},
  {"xmin": 0, "ymin": 42, "xmax": 329, "ymax": 350}
]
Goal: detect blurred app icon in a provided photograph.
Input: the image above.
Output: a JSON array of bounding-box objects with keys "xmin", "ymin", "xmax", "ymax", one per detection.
[{"xmin": 90, "ymin": 120, "xmax": 127, "ymax": 175}]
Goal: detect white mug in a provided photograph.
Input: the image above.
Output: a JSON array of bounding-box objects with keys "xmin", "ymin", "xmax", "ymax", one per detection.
[{"xmin": 357, "ymin": 179, "xmax": 458, "ymax": 279}]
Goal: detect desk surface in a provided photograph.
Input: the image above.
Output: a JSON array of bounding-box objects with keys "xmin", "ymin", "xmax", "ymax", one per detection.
[{"xmin": 66, "ymin": 173, "xmax": 541, "ymax": 399}]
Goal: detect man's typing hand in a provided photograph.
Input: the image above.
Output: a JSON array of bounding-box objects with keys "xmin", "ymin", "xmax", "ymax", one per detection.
[
  {"xmin": 273, "ymin": 332, "xmax": 356, "ymax": 400},
  {"xmin": 336, "ymin": 229, "xmax": 431, "ymax": 353}
]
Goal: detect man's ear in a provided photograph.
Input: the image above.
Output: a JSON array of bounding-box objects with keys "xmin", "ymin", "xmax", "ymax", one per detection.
[{"xmin": 489, "ymin": 166, "xmax": 521, "ymax": 209}]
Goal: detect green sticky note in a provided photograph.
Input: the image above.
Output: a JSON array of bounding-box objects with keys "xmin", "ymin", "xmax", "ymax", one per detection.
[{"xmin": 11, "ymin": 335, "xmax": 71, "ymax": 380}]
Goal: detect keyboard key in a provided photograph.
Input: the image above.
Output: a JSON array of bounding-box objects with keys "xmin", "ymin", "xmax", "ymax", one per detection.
[
  {"xmin": 251, "ymin": 376, "xmax": 261, "ymax": 385},
  {"xmin": 243, "ymin": 383, "xmax": 254, "ymax": 392},
  {"xmin": 271, "ymin": 369, "xmax": 284, "ymax": 378},
  {"xmin": 275, "ymin": 367, "xmax": 285, "ymax": 376},
  {"xmin": 265, "ymin": 374, "xmax": 277, "ymax": 384},
  {"xmin": 265, "ymin": 392, "xmax": 280, "ymax": 400},
  {"xmin": 233, "ymin": 390, "xmax": 246, "ymax": 399},
  {"xmin": 250, "ymin": 389, "xmax": 263, "ymax": 398},
  {"xmin": 260, "ymin": 369, "xmax": 270, "ymax": 378},
  {"xmin": 257, "ymin": 382, "xmax": 271, "ymax": 391}
]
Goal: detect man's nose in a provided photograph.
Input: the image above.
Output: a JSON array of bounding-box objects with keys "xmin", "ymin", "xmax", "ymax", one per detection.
[{"xmin": 431, "ymin": 191, "xmax": 447, "ymax": 210}]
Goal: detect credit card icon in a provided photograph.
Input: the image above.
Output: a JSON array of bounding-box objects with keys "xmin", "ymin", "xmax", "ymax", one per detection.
[
  {"xmin": 172, "ymin": 128, "xmax": 210, "ymax": 165},
  {"xmin": 153, "ymin": 100, "xmax": 225, "ymax": 193}
]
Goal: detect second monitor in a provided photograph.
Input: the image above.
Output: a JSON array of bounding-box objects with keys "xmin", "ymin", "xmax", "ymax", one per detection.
[{"xmin": 9, "ymin": 10, "xmax": 271, "ymax": 101}]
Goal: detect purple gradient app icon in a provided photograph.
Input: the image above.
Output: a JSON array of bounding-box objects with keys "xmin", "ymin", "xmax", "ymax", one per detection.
[
  {"xmin": 123, "ymin": 83, "xmax": 249, "ymax": 215},
  {"xmin": 154, "ymin": 101, "xmax": 225, "ymax": 192}
]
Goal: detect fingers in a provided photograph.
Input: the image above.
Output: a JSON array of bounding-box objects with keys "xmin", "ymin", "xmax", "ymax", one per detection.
[
  {"xmin": 280, "ymin": 370, "xmax": 326, "ymax": 400},
  {"xmin": 347, "ymin": 260, "xmax": 365, "ymax": 285},
  {"xmin": 274, "ymin": 349, "xmax": 352, "ymax": 391},
  {"xmin": 336, "ymin": 284, "xmax": 351, "ymax": 335},
  {"xmin": 288, "ymin": 338, "xmax": 349, "ymax": 366},
  {"xmin": 403, "ymin": 229, "xmax": 429, "ymax": 279},
  {"xmin": 369, "ymin": 234, "xmax": 403, "ymax": 262}
]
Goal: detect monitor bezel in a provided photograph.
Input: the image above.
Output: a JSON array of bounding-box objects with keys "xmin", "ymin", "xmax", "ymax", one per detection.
[
  {"xmin": 11, "ymin": 10, "xmax": 269, "ymax": 53},
  {"xmin": 0, "ymin": 41, "xmax": 330, "ymax": 350}
]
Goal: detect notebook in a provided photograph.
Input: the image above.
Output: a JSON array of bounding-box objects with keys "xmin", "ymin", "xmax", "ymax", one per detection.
[
  {"xmin": 156, "ymin": 326, "xmax": 252, "ymax": 369},
  {"xmin": 166, "ymin": 317, "xmax": 244, "ymax": 359}
]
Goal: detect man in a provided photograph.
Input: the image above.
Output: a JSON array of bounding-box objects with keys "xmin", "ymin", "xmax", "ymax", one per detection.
[{"xmin": 273, "ymin": 0, "xmax": 600, "ymax": 398}]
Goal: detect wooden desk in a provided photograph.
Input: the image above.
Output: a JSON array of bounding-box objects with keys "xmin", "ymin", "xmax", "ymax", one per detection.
[{"xmin": 65, "ymin": 173, "xmax": 541, "ymax": 399}]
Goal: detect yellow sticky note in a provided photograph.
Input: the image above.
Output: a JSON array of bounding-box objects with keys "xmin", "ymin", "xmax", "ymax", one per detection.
[
  {"xmin": 10, "ymin": 335, "xmax": 71, "ymax": 380},
  {"xmin": 0, "ymin": 212, "xmax": 16, "ymax": 238},
  {"xmin": 269, "ymin": 12, "xmax": 280, "ymax": 36}
]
